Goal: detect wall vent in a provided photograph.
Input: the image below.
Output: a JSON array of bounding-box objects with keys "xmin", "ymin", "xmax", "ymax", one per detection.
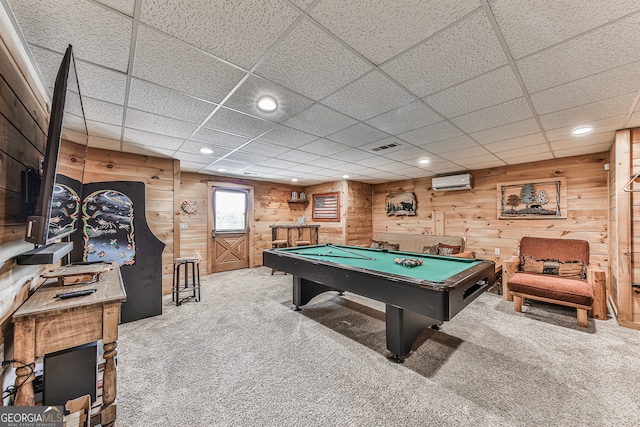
[{"xmin": 370, "ymin": 142, "xmax": 400, "ymax": 152}]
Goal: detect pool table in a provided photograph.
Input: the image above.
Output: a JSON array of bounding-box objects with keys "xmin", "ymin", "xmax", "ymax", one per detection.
[{"xmin": 263, "ymin": 244, "xmax": 495, "ymax": 362}]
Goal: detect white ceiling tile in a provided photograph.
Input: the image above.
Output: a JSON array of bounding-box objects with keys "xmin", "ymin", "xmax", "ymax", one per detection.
[
  {"xmin": 399, "ymin": 121, "xmax": 463, "ymax": 145},
  {"xmin": 492, "ymin": 0, "xmax": 640, "ymax": 59},
  {"xmin": 287, "ymin": 163, "xmax": 325, "ymax": 173},
  {"xmin": 451, "ymin": 98, "xmax": 533, "ymax": 133},
  {"xmin": 257, "ymin": 125, "xmax": 317, "ymax": 148},
  {"xmin": 178, "ymin": 139, "xmax": 230, "ymax": 156},
  {"xmin": 283, "ymin": 104, "xmax": 357, "ymax": 136},
  {"xmin": 550, "ymin": 131, "xmax": 615, "ymax": 152},
  {"xmin": 484, "ymin": 133, "xmax": 547, "ymax": 154},
  {"xmin": 553, "ymin": 143, "xmax": 612, "ymax": 158},
  {"xmin": 545, "ymin": 114, "xmax": 628, "ymax": 142},
  {"xmin": 30, "ymin": 45, "xmax": 128, "ymax": 105},
  {"xmin": 311, "ymin": 157, "xmax": 351, "ymax": 170},
  {"xmin": 289, "ymin": 0, "xmax": 313, "ymax": 11},
  {"xmin": 627, "ymin": 112, "xmax": 640, "ymax": 128},
  {"xmin": 257, "ymin": 158, "xmax": 299, "ymax": 169},
  {"xmin": 83, "ymin": 98, "xmax": 123, "ymax": 126},
  {"xmin": 86, "ymin": 121, "xmax": 122, "ymax": 140},
  {"xmin": 224, "ymin": 75, "xmax": 314, "ymax": 123},
  {"xmin": 239, "ymin": 140, "xmax": 290, "ymax": 157},
  {"xmin": 497, "ymin": 144, "xmax": 552, "ymax": 160},
  {"xmin": 380, "ymin": 146, "xmax": 434, "ymax": 162},
  {"xmin": 173, "ymin": 151, "xmax": 223, "ymax": 165},
  {"xmin": 223, "ymin": 151, "xmax": 271, "ymax": 164},
  {"xmin": 179, "ymin": 161, "xmax": 207, "ymax": 172},
  {"xmin": 469, "ymin": 118, "xmax": 540, "ymax": 144},
  {"xmin": 531, "ymin": 61, "xmax": 640, "ymax": 115},
  {"xmin": 128, "ymin": 78, "xmax": 216, "ymax": 124},
  {"xmin": 539, "ymin": 93, "xmax": 637, "ymax": 131},
  {"xmin": 190, "ymin": 127, "xmax": 250, "ymax": 150},
  {"xmin": 328, "ymin": 148, "xmax": 375, "ymax": 162},
  {"xmin": 123, "ymin": 128, "xmax": 184, "ymax": 150},
  {"xmin": 517, "ymin": 13, "xmax": 640, "ymax": 93},
  {"xmin": 501, "ymin": 152, "xmax": 554, "ymax": 164},
  {"xmin": 327, "ymin": 123, "xmax": 388, "ymax": 147},
  {"xmin": 374, "ymin": 161, "xmax": 418, "ymax": 172},
  {"xmin": 95, "ymin": 0, "xmax": 135, "ymax": 16},
  {"xmin": 255, "ymin": 20, "xmax": 372, "ymax": 100},
  {"xmin": 310, "ymin": 0, "xmax": 478, "ymax": 65},
  {"xmin": 9, "ymin": 0, "xmax": 132, "ymax": 72},
  {"xmin": 133, "ymin": 26, "xmax": 246, "ymax": 102},
  {"xmin": 455, "ymin": 157, "xmax": 506, "ymax": 169},
  {"xmin": 204, "ymin": 107, "xmax": 274, "ymax": 138},
  {"xmin": 424, "ymin": 66, "xmax": 522, "ymax": 118},
  {"xmin": 277, "ymin": 150, "xmax": 322, "ymax": 163},
  {"xmin": 87, "ymin": 136, "xmax": 120, "ymax": 151},
  {"xmin": 203, "ymin": 159, "xmax": 253, "ymax": 172},
  {"xmin": 439, "ymin": 145, "xmax": 493, "ymax": 161},
  {"xmin": 323, "ymin": 71, "xmax": 415, "ymax": 120},
  {"xmin": 420, "ymin": 135, "xmax": 478, "ymax": 154},
  {"xmin": 381, "ymin": 10, "xmax": 507, "ymax": 97},
  {"xmin": 298, "ymin": 139, "xmax": 351, "ymax": 156},
  {"xmin": 365, "ymin": 101, "xmax": 442, "ymax": 134},
  {"xmin": 354, "ymin": 156, "xmax": 396, "ymax": 168},
  {"xmin": 140, "ymin": 0, "xmax": 298, "ymax": 70},
  {"xmin": 122, "ymin": 142, "xmax": 174, "ymax": 158},
  {"xmin": 125, "ymin": 109, "xmax": 197, "ymax": 138}
]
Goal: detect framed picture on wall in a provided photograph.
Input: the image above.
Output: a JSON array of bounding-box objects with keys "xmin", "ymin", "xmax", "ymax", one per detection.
[{"xmin": 312, "ymin": 192, "xmax": 340, "ymax": 221}]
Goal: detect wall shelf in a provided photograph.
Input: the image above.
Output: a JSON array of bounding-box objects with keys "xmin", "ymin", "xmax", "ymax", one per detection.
[{"xmin": 287, "ymin": 199, "xmax": 309, "ymax": 205}]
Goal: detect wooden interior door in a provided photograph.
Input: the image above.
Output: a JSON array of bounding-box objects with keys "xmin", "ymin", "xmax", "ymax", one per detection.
[{"xmin": 212, "ymin": 188, "xmax": 250, "ymax": 272}]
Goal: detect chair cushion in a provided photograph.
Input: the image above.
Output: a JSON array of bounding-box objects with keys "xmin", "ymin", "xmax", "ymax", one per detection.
[
  {"xmin": 507, "ymin": 272, "xmax": 594, "ymax": 306},
  {"xmin": 522, "ymin": 255, "xmax": 586, "ymax": 280}
]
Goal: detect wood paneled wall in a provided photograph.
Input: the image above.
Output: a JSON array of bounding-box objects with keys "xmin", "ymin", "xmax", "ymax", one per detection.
[
  {"xmin": 301, "ymin": 181, "xmax": 347, "ymax": 244},
  {"xmin": 0, "ymin": 36, "xmax": 50, "ymax": 347},
  {"xmin": 346, "ymin": 181, "xmax": 373, "ymax": 246},
  {"xmin": 373, "ymin": 153, "xmax": 610, "ymax": 268}
]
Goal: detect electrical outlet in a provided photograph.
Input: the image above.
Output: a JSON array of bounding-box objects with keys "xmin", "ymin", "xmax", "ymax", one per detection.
[
  {"xmin": 494, "ymin": 248, "xmax": 500, "ymax": 255},
  {"xmin": 180, "ymin": 223, "xmax": 188, "ymax": 230}
]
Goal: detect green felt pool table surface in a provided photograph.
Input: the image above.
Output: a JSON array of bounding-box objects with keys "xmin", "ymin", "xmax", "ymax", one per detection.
[{"xmin": 278, "ymin": 244, "xmax": 483, "ymax": 284}]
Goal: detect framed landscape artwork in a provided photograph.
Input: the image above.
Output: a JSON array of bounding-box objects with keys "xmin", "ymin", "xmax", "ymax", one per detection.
[{"xmin": 497, "ymin": 178, "xmax": 567, "ymax": 219}]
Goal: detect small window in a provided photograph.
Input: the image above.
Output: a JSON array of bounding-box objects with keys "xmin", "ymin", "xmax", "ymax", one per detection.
[{"xmin": 214, "ymin": 190, "xmax": 247, "ymax": 232}]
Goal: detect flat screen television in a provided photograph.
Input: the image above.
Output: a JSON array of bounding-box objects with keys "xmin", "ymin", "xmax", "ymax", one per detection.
[{"xmin": 20, "ymin": 44, "xmax": 88, "ymax": 264}]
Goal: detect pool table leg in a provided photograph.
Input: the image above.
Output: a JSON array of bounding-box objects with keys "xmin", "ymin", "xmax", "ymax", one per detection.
[
  {"xmin": 385, "ymin": 304, "xmax": 442, "ymax": 363},
  {"xmin": 292, "ymin": 276, "xmax": 342, "ymax": 311}
]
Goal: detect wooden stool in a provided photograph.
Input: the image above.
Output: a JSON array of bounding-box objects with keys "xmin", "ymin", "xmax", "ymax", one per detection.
[
  {"xmin": 172, "ymin": 257, "xmax": 201, "ymax": 306},
  {"xmin": 271, "ymin": 240, "xmax": 288, "ymax": 275}
]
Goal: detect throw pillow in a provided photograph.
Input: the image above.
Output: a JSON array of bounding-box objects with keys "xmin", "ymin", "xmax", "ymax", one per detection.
[
  {"xmin": 436, "ymin": 243, "xmax": 461, "ymax": 256},
  {"xmin": 521, "ymin": 254, "xmax": 586, "ymax": 279},
  {"xmin": 369, "ymin": 240, "xmax": 386, "ymax": 249},
  {"xmin": 422, "ymin": 244, "xmax": 439, "ymax": 255},
  {"xmin": 381, "ymin": 242, "xmax": 400, "ymax": 251}
]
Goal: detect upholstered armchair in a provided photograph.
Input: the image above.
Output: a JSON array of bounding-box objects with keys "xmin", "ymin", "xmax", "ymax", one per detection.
[{"xmin": 502, "ymin": 237, "xmax": 606, "ymax": 327}]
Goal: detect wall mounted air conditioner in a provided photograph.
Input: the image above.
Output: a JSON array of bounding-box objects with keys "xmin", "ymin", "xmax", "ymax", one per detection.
[{"xmin": 431, "ymin": 173, "xmax": 472, "ymax": 191}]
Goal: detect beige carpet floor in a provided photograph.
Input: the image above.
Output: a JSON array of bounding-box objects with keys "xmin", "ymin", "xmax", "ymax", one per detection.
[{"xmin": 116, "ymin": 267, "xmax": 640, "ymax": 426}]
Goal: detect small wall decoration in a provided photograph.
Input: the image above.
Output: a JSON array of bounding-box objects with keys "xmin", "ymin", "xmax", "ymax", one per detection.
[
  {"xmin": 497, "ymin": 178, "xmax": 566, "ymax": 219},
  {"xmin": 385, "ymin": 192, "xmax": 417, "ymax": 216},
  {"xmin": 180, "ymin": 199, "xmax": 198, "ymax": 216},
  {"xmin": 312, "ymin": 192, "xmax": 340, "ymax": 221}
]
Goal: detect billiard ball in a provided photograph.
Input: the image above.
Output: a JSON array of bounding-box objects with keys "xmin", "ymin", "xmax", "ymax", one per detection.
[{"xmin": 328, "ymin": 249, "xmax": 332, "ymax": 253}]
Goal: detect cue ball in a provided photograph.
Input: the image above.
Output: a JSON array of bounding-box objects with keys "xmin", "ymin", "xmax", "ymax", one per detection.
[{"xmin": 328, "ymin": 249, "xmax": 332, "ymax": 253}]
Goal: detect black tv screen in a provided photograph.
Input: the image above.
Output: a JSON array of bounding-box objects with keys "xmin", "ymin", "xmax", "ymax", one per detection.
[{"xmin": 25, "ymin": 44, "xmax": 87, "ymax": 246}]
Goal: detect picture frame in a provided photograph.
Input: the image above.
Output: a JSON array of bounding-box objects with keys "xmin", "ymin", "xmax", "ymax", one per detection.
[
  {"xmin": 497, "ymin": 178, "xmax": 567, "ymax": 219},
  {"xmin": 312, "ymin": 192, "xmax": 340, "ymax": 221}
]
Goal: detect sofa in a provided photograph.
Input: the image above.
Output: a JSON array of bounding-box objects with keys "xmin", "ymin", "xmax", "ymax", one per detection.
[
  {"xmin": 502, "ymin": 237, "xmax": 607, "ymax": 327},
  {"xmin": 372, "ymin": 232, "xmax": 473, "ymax": 258}
]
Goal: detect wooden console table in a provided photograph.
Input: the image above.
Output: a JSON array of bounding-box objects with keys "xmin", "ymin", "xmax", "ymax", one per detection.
[
  {"xmin": 269, "ymin": 224, "xmax": 319, "ymax": 247},
  {"xmin": 12, "ymin": 262, "xmax": 126, "ymax": 427}
]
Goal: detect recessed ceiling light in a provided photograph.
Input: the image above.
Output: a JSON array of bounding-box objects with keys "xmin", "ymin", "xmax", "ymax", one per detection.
[
  {"xmin": 217, "ymin": 168, "xmax": 226, "ymax": 172},
  {"xmin": 199, "ymin": 147, "xmax": 214, "ymax": 154},
  {"xmin": 571, "ymin": 126, "xmax": 593, "ymax": 136},
  {"xmin": 291, "ymin": 178, "xmax": 298, "ymax": 182},
  {"xmin": 257, "ymin": 96, "xmax": 277, "ymax": 112},
  {"xmin": 418, "ymin": 159, "xmax": 430, "ymax": 165},
  {"xmin": 342, "ymin": 174, "xmax": 350, "ymax": 179}
]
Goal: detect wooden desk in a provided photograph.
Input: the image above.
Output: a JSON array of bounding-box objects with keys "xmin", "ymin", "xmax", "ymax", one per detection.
[
  {"xmin": 12, "ymin": 262, "xmax": 126, "ymax": 427},
  {"xmin": 270, "ymin": 225, "xmax": 319, "ymax": 247}
]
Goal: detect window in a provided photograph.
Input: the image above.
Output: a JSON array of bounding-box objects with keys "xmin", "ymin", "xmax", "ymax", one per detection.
[{"xmin": 214, "ymin": 190, "xmax": 247, "ymax": 232}]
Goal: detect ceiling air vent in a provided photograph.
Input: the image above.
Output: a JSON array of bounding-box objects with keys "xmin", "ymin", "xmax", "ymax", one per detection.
[{"xmin": 370, "ymin": 142, "xmax": 400, "ymax": 152}]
